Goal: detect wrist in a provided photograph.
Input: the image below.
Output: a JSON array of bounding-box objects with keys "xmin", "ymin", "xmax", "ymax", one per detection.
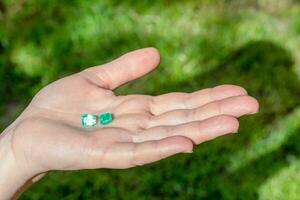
[{"xmin": 0, "ymin": 130, "xmax": 34, "ymax": 199}]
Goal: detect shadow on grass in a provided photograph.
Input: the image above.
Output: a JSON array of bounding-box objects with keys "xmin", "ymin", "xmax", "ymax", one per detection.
[
  {"xmin": 223, "ymin": 123, "xmax": 300, "ymax": 200},
  {"xmin": 155, "ymin": 40, "xmax": 300, "ymax": 199},
  {"xmin": 20, "ymin": 41, "xmax": 300, "ymax": 200}
]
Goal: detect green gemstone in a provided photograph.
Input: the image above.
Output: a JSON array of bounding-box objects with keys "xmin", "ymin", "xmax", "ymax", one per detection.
[
  {"xmin": 82, "ymin": 114, "xmax": 97, "ymax": 127},
  {"xmin": 99, "ymin": 113, "xmax": 113, "ymax": 125}
]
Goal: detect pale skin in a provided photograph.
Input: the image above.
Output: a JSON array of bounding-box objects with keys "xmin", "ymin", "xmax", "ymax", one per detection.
[{"xmin": 0, "ymin": 48, "xmax": 259, "ymax": 199}]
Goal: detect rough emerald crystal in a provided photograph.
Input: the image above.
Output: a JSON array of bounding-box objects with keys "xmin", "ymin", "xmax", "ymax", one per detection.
[
  {"xmin": 99, "ymin": 113, "xmax": 113, "ymax": 125},
  {"xmin": 82, "ymin": 114, "xmax": 97, "ymax": 127}
]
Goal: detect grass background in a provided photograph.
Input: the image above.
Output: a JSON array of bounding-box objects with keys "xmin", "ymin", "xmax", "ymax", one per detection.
[{"xmin": 1, "ymin": 0, "xmax": 300, "ymax": 199}]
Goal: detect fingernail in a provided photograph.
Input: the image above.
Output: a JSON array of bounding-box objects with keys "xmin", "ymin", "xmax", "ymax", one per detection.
[{"xmin": 183, "ymin": 149, "xmax": 193, "ymax": 153}]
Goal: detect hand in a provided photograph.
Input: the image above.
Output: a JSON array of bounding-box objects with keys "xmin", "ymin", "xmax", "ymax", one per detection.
[{"xmin": 0, "ymin": 48, "xmax": 258, "ymax": 198}]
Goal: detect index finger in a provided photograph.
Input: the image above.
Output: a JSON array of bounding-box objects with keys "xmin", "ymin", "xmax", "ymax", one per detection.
[{"xmin": 150, "ymin": 85, "xmax": 248, "ymax": 115}]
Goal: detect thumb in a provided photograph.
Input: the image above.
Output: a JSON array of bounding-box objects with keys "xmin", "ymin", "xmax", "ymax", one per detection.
[{"xmin": 84, "ymin": 47, "xmax": 160, "ymax": 90}]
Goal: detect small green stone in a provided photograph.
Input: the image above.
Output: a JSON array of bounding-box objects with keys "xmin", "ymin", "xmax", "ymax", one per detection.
[
  {"xmin": 99, "ymin": 113, "xmax": 113, "ymax": 125},
  {"xmin": 82, "ymin": 114, "xmax": 97, "ymax": 127}
]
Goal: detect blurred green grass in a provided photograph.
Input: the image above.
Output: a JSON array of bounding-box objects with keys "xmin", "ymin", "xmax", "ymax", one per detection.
[{"xmin": 1, "ymin": 0, "xmax": 300, "ymax": 199}]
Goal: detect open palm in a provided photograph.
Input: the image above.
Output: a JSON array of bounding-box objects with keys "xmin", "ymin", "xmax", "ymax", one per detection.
[{"xmin": 10, "ymin": 48, "xmax": 259, "ymax": 176}]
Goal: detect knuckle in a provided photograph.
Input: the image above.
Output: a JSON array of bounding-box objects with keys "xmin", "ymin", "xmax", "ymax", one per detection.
[
  {"xmin": 149, "ymin": 96, "xmax": 157, "ymax": 115},
  {"xmin": 211, "ymin": 101, "xmax": 223, "ymax": 114},
  {"xmin": 143, "ymin": 114, "xmax": 154, "ymax": 129},
  {"xmin": 83, "ymin": 67, "xmax": 111, "ymax": 89},
  {"xmin": 130, "ymin": 146, "xmax": 144, "ymax": 167},
  {"xmin": 187, "ymin": 109, "xmax": 197, "ymax": 121}
]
